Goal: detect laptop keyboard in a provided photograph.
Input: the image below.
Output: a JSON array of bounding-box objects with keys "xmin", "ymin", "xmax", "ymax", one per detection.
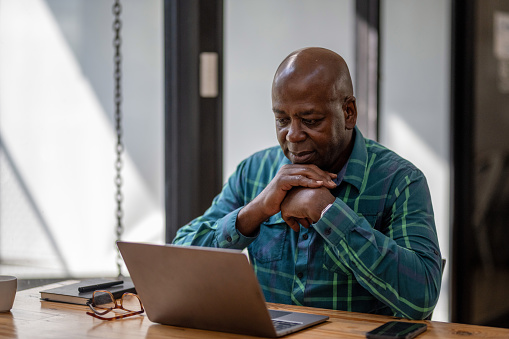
[{"xmin": 272, "ymin": 319, "xmax": 302, "ymax": 332}]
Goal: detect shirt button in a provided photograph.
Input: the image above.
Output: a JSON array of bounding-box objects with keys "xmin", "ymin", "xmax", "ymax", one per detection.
[
  {"xmin": 226, "ymin": 235, "xmax": 232, "ymax": 242},
  {"xmin": 297, "ymin": 272, "xmax": 304, "ymax": 279},
  {"xmin": 302, "ymin": 234, "xmax": 308, "ymax": 240},
  {"xmin": 324, "ymin": 228, "xmax": 332, "ymax": 236}
]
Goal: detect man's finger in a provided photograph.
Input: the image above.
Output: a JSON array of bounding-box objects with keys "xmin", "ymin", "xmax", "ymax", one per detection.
[
  {"xmin": 298, "ymin": 218, "xmax": 311, "ymax": 228},
  {"xmin": 284, "ymin": 217, "xmax": 301, "ymax": 232},
  {"xmin": 280, "ymin": 175, "xmax": 336, "ymax": 191},
  {"xmin": 280, "ymin": 165, "xmax": 337, "ymax": 188}
]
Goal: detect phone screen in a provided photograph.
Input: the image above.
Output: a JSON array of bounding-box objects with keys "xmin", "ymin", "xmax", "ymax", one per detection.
[{"xmin": 366, "ymin": 321, "xmax": 427, "ymax": 339}]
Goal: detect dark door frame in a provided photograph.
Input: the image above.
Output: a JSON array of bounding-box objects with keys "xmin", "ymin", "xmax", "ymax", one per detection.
[
  {"xmin": 164, "ymin": 0, "xmax": 224, "ymax": 243},
  {"xmin": 450, "ymin": 0, "xmax": 476, "ymax": 324}
]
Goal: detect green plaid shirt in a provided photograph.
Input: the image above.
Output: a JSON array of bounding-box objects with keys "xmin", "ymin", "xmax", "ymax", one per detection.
[{"xmin": 173, "ymin": 127, "xmax": 442, "ymax": 319}]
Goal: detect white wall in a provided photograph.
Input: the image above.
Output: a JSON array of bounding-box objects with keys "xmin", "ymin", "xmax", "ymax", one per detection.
[
  {"xmin": 380, "ymin": 0, "xmax": 451, "ymax": 322},
  {"xmin": 0, "ymin": 0, "xmax": 164, "ymax": 277}
]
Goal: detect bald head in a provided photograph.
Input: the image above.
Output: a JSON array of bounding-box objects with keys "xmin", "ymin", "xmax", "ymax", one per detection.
[{"xmin": 272, "ymin": 47, "xmax": 354, "ymax": 102}]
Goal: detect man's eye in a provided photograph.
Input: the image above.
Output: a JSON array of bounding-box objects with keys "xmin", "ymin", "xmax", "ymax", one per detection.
[
  {"xmin": 276, "ymin": 118, "xmax": 289, "ymax": 126},
  {"xmin": 302, "ymin": 119, "xmax": 318, "ymax": 125}
]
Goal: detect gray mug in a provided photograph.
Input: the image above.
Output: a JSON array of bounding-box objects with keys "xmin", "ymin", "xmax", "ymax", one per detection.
[{"xmin": 0, "ymin": 276, "xmax": 17, "ymax": 312}]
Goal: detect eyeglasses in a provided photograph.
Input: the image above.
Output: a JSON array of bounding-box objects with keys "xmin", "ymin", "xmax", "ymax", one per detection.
[{"xmin": 86, "ymin": 290, "xmax": 144, "ymax": 320}]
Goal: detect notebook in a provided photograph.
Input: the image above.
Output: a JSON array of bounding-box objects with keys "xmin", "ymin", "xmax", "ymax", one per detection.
[
  {"xmin": 117, "ymin": 241, "xmax": 328, "ymax": 337},
  {"xmin": 40, "ymin": 279, "xmax": 135, "ymax": 305}
]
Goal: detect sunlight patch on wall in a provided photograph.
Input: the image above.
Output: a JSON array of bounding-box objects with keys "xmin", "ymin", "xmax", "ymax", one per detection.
[
  {"xmin": 382, "ymin": 112, "xmax": 450, "ymax": 322},
  {"xmin": 0, "ymin": 0, "xmax": 163, "ymax": 277}
]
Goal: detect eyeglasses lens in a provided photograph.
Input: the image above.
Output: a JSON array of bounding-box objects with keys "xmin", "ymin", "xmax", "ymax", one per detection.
[
  {"xmin": 92, "ymin": 291, "xmax": 115, "ymax": 310},
  {"xmin": 121, "ymin": 294, "xmax": 142, "ymax": 312}
]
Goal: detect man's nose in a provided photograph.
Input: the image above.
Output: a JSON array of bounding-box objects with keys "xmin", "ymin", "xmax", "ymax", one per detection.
[{"xmin": 286, "ymin": 121, "xmax": 306, "ymax": 143}]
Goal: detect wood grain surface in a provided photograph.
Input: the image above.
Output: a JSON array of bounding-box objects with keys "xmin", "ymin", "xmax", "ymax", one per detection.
[{"xmin": 1, "ymin": 281, "xmax": 508, "ymax": 338}]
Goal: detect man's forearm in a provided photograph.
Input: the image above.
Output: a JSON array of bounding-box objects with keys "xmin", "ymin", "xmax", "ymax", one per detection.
[{"xmin": 236, "ymin": 199, "xmax": 272, "ymax": 237}]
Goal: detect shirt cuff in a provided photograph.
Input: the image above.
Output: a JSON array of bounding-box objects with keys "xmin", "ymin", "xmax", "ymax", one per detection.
[
  {"xmin": 313, "ymin": 198, "xmax": 361, "ymax": 243},
  {"xmin": 216, "ymin": 207, "xmax": 258, "ymax": 249}
]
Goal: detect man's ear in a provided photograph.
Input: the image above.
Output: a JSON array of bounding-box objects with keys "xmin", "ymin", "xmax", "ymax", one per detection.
[{"xmin": 343, "ymin": 96, "xmax": 357, "ymax": 129}]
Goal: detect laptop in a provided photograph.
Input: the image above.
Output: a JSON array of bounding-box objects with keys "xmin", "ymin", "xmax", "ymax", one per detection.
[{"xmin": 117, "ymin": 241, "xmax": 328, "ymax": 337}]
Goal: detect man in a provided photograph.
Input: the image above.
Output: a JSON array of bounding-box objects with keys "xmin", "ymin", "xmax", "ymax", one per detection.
[{"xmin": 173, "ymin": 47, "xmax": 442, "ymax": 320}]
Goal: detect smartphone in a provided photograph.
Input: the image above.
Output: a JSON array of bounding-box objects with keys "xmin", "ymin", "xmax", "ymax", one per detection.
[{"xmin": 366, "ymin": 321, "xmax": 427, "ymax": 339}]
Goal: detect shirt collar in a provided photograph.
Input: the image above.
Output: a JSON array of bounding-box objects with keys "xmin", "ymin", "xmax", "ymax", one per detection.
[
  {"xmin": 341, "ymin": 126, "xmax": 368, "ymax": 192},
  {"xmin": 333, "ymin": 159, "xmax": 347, "ymax": 186}
]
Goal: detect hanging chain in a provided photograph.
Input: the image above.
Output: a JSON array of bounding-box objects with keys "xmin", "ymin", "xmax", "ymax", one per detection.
[{"xmin": 113, "ymin": 0, "xmax": 124, "ymax": 279}]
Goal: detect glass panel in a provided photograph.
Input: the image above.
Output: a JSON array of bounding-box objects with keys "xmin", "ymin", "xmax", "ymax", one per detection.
[{"xmin": 471, "ymin": 0, "xmax": 509, "ymax": 327}]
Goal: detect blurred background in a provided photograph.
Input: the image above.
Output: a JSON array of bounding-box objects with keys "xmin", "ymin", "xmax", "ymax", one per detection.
[{"xmin": 0, "ymin": 0, "xmax": 508, "ymax": 328}]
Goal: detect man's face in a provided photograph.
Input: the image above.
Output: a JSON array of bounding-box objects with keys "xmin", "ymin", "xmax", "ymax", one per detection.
[{"xmin": 272, "ymin": 80, "xmax": 354, "ymax": 173}]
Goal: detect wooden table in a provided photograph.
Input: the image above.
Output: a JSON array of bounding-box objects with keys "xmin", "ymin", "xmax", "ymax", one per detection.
[{"xmin": 2, "ymin": 281, "xmax": 509, "ymax": 338}]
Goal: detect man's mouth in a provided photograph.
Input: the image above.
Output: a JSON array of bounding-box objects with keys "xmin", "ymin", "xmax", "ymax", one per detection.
[{"xmin": 289, "ymin": 150, "xmax": 315, "ymax": 163}]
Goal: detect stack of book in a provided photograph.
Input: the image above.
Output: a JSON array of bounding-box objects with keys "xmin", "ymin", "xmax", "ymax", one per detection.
[{"xmin": 40, "ymin": 278, "xmax": 136, "ymax": 305}]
